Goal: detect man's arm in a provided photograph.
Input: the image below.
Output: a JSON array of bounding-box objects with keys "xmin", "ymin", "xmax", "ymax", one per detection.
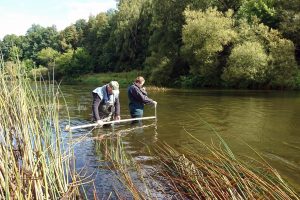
[
  {"xmin": 131, "ymin": 86, "xmax": 154, "ymax": 104},
  {"xmin": 92, "ymin": 93, "xmax": 101, "ymax": 120},
  {"xmin": 114, "ymin": 97, "xmax": 121, "ymax": 120}
]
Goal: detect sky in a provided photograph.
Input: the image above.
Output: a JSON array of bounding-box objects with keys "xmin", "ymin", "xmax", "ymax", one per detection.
[{"xmin": 0, "ymin": 0, "xmax": 117, "ymax": 39}]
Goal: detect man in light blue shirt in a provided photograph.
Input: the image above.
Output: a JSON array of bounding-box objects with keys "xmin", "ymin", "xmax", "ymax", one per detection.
[{"xmin": 92, "ymin": 81, "xmax": 120, "ymax": 125}]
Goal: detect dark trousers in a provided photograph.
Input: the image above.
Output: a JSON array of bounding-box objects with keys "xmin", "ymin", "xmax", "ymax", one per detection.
[{"xmin": 129, "ymin": 106, "xmax": 143, "ymax": 124}]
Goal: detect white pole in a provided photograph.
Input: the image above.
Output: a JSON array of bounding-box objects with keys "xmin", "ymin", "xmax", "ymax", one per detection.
[
  {"xmin": 155, "ymin": 104, "xmax": 157, "ymax": 126},
  {"xmin": 65, "ymin": 116, "xmax": 156, "ymax": 131}
]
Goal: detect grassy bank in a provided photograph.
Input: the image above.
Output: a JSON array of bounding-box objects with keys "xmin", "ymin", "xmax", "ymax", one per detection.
[
  {"xmin": 68, "ymin": 71, "xmax": 141, "ymax": 87},
  {"xmin": 64, "ymin": 71, "xmax": 171, "ymax": 92},
  {"xmin": 0, "ymin": 61, "xmax": 82, "ymax": 199},
  {"xmin": 62, "ymin": 71, "xmax": 300, "ymax": 91}
]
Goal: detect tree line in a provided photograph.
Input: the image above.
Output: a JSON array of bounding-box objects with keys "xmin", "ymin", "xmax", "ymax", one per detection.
[{"xmin": 1, "ymin": 0, "xmax": 300, "ymax": 89}]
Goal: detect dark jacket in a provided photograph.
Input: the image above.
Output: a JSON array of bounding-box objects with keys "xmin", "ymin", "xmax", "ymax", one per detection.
[{"xmin": 128, "ymin": 83, "xmax": 154, "ymax": 111}]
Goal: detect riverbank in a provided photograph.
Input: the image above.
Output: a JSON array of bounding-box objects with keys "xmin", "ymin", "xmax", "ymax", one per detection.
[
  {"xmin": 63, "ymin": 71, "xmax": 300, "ymax": 91},
  {"xmin": 66, "ymin": 71, "xmax": 139, "ymax": 87}
]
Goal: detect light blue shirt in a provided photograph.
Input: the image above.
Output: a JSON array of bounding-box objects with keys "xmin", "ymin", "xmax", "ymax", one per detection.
[{"xmin": 93, "ymin": 84, "xmax": 119, "ymax": 104}]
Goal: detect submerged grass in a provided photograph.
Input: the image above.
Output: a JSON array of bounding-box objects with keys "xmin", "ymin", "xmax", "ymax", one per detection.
[{"xmin": 0, "ymin": 60, "xmax": 82, "ymax": 199}]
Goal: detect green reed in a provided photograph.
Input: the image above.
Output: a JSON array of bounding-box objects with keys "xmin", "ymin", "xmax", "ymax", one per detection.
[{"xmin": 0, "ymin": 60, "xmax": 82, "ymax": 199}]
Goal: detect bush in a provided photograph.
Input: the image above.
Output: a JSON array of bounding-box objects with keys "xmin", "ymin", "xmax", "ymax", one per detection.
[
  {"xmin": 296, "ymin": 73, "xmax": 300, "ymax": 89},
  {"xmin": 268, "ymin": 38, "xmax": 298, "ymax": 89},
  {"xmin": 178, "ymin": 75, "xmax": 203, "ymax": 88},
  {"xmin": 149, "ymin": 56, "xmax": 173, "ymax": 86},
  {"xmin": 71, "ymin": 47, "xmax": 93, "ymax": 75},
  {"xmin": 30, "ymin": 66, "xmax": 49, "ymax": 79},
  {"xmin": 222, "ymin": 41, "xmax": 268, "ymax": 88},
  {"xmin": 234, "ymin": 20, "xmax": 299, "ymax": 89},
  {"xmin": 237, "ymin": 0, "xmax": 278, "ymax": 28},
  {"xmin": 22, "ymin": 59, "xmax": 35, "ymax": 73},
  {"xmin": 54, "ymin": 49, "xmax": 73, "ymax": 78},
  {"xmin": 182, "ymin": 7, "xmax": 237, "ymax": 82},
  {"xmin": 54, "ymin": 48, "xmax": 92, "ymax": 79}
]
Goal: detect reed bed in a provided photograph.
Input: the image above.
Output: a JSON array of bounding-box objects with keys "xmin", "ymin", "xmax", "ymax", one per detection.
[
  {"xmin": 153, "ymin": 140, "xmax": 299, "ymax": 200},
  {"xmin": 98, "ymin": 132, "xmax": 299, "ymax": 199},
  {"xmin": 0, "ymin": 60, "xmax": 82, "ymax": 199}
]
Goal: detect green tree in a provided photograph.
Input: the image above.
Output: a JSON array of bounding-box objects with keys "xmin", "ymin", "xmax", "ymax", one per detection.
[
  {"xmin": 148, "ymin": 56, "xmax": 173, "ymax": 86},
  {"xmin": 55, "ymin": 48, "xmax": 92, "ymax": 78},
  {"xmin": 268, "ymin": 38, "xmax": 298, "ymax": 88},
  {"xmin": 23, "ymin": 24, "xmax": 59, "ymax": 62},
  {"xmin": 59, "ymin": 25, "xmax": 80, "ymax": 51},
  {"xmin": 74, "ymin": 19, "xmax": 88, "ymax": 47},
  {"xmin": 0, "ymin": 34, "xmax": 24, "ymax": 61},
  {"xmin": 84, "ymin": 12, "xmax": 112, "ymax": 72},
  {"xmin": 237, "ymin": 0, "xmax": 279, "ymax": 28},
  {"xmin": 54, "ymin": 50, "xmax": 73, "ymax": 78},
  {"xmin": 211, "ymin": 0, "xmax": 246, "ymax": 12},
  {"xmin": 230, "ymin": 19, "xmax": 298, "ymax": 88},
  {"xmin": 70, "ymin": 47, "xmax": 92, "ymax": 76},
  {"xmin": 222, "ymin": 41, "xmax": 268, "ymax": 88},
  {"xmin": 8, "ymin": 46, "xmax": 22, "ymax": 62},
  {"xmin": 22, "ymin": 59, "xmax": 35, "ymax": 73},
  {"xmin": 274, "ymin": 0, "xmax": 300, "ymax": 65},
  {"xmin": 37, "ymin": 47, "xmax": 60, "ymax": 71},
  {"xmin": 182, "ymin": 7, "xmax": 237, "ymax": 86},
  {"xmin": 111, "ymin": 0, "xmax": 152, "ymax": 71},
  {"xmin": 145, "ymin": 0, "xmax": 203, "ymax": 85}
]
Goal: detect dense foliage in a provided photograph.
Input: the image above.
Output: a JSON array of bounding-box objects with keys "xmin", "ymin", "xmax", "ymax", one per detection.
[{"xmin": 1, "ymin": 0, "xmax": 299, "ymax": 89}]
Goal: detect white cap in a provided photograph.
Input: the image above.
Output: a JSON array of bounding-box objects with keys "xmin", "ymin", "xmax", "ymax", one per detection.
[{"xmin": 109, "ymin": 81, "xmax": 119, "ymax": 91}]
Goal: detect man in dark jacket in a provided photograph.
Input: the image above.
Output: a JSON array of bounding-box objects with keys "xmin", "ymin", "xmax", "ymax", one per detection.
[
  {"xmin": 128, "ymin": 76, "xmax": 157, "ymax": 120},
  {"xmin": 92, "ymin": 81, "xmax": 121, "ymax": 126}
]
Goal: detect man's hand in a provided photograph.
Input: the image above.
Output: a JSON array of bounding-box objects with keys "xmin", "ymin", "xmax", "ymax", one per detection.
[
  {"xmin": 97, "ymin": 120, "xmax": 104, "ymax": 126},
  {"xmin": 114, "ymin": 115, "xmax": 121, "ymax": 121}
]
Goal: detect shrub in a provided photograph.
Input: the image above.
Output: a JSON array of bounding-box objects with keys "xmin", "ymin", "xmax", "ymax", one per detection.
[
  {"xmin": 182, "ymin": 7, "xmax": 237, "ymax": 83},
  {"xmin": 149, "ymin": 56, "xmax": 173, "ymax": 86},
  {"xmin": 30, "ymin": 66, "xmax": 49, "ymax": 79},
  {"xmin": 222, "ymin": 41, "xmax": 268, "ymax": 88}
]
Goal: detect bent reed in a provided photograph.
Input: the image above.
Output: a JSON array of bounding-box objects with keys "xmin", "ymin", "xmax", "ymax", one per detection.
[
  {"xmin": 0, "ymin": 60, "xmax": 82, "ymax": 199},
  {"xmin": 154, "ymin": 142, "xmax": 299, "ymax": 199}
]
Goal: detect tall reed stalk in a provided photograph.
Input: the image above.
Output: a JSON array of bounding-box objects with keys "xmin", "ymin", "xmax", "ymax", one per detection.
[{"xmin": 0, "ymin": 60, "xmax": 81, "ymax": 199}]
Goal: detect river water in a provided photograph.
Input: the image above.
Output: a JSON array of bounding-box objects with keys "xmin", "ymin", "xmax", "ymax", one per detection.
[{"xmin": 60, "ymin": 85, "xmax": 300, "ymax": 198}]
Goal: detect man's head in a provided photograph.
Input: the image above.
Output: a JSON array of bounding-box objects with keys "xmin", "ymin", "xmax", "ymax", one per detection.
[
  {"xmin": 108, "ymin": 81, "xmax": 119, "ymax": 94},
  {"xmin": 135, "ymin": 76, "xmax": 145, "ymax": 86}
]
